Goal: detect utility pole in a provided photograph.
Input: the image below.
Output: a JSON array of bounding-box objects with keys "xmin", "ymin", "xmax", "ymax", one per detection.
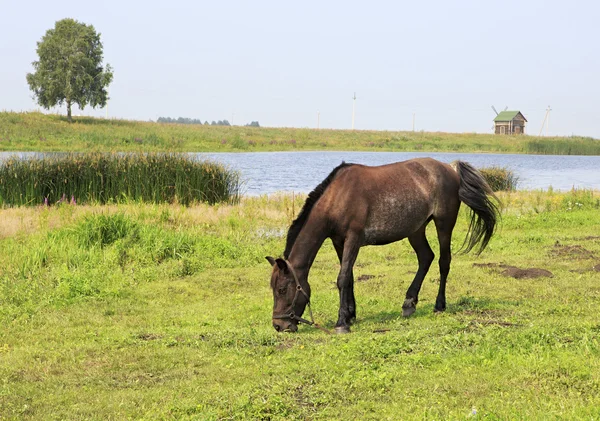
[
  {"xmin": 538, "ymin": 106, "xmax": 552, "ymax": 136},
  {"xmin": 351, "ymin": 92, "xmax": 356, "ymax": 130}
]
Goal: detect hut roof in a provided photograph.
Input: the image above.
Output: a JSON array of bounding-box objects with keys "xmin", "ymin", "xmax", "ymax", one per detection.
[{"xmin": 494, "ymin": 111, "xmax": 527, "ymax": 122}]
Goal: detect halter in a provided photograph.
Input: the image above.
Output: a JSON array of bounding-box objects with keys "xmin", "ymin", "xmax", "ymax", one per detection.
[{"xmin": 272, "ymin": 260, "xmax": 331, "ymax": 334}]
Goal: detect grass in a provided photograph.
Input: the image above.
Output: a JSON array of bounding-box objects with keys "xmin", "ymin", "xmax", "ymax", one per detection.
[
  {"xmin": 479, "ymin": 166, "xmax": 519, "ymax": 191},
  {"xmin": 0, "ymin": 152, "xmax": 241, "ymax": 206},
  {"xmin": 1, "ymin": 190, "xmax": 600, "ymax": 419},
  {"xmin": 2, "ymin": 111, "xmax": 600, "ymax": 155}
]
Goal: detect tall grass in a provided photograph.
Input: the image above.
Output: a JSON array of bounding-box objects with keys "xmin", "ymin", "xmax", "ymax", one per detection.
[
  {"xmin": 526, "ymin": 137, "xmax": 600, "ymax": 155},
  {"xmin": 479, "ymin": 166, "xmax": 519, "ymax": 191},
  {"xmin": 0, "ymin": 153, "xmax": 240, "ymax": 206}
]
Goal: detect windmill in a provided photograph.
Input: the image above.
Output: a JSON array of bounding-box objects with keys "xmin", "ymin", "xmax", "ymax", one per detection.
[
  {"xmin": 491, "ymin": 105, "xmax": 508, "ymax": 116},
  {"xmin": 491, "ymin": 105, "xmax": 508, "ymax": 130}
]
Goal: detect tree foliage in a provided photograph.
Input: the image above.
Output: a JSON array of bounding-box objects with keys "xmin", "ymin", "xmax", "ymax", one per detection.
[
  {"xmin": 26, "ymin": 18, "xmax": 113, "ymax": 122},
  {"xmin": 157, "ymin": 117, "xmax": 259, "ymax": 127},
  {"xmin": 157, "ymin": 117, "xmax": 203, "ymax": 125}
]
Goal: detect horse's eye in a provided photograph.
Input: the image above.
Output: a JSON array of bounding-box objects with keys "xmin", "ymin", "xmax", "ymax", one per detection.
[{"xmin": 277, "ymin": 287, "xmax": 287, "ymax": 296}]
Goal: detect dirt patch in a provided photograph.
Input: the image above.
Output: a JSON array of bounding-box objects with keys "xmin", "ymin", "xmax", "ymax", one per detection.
[
  {"xmin": 462, "ymin": 308, "xmax": 505, "ymax": 317},
  {"xmin": 474, "ymin": 262, "xmax": 553, "ymax": 279},
  {"xmin": 357, "ymin": 274, "xmax": 376, "ymax": 282},
  {"xmin": 550, "ymin": 243, "xmax": 595, "ymax": 260},
  {"xmin": 469, "ymin": 319, "xmax": 518, "ymax": 327},
  {"xmin": 570, "ymin": 263, "xmax": 600, "ymax": 273},
  {"xmin": 136, "ymin": 333, "xmax": 162, "ymax": 341},
  {"xmin": 275, "ymin": 341, "xmax": 295, "ymax": 351},
  {"xmin": 500, "ymin": 267, "xmax": 553, "ymax": 279},
  {"xmin": 473, "ymin": 262, "xmax": 513, "ymax": 269}
]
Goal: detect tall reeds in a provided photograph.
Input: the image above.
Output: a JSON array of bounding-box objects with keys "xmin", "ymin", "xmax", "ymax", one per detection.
[
  {"xmin": 526, "ymin": 137, "xmax": 600, "ymax": 155},
  {"xmin": 479, "ymin": 166, "xmax": 519, "ymax": 191},
  {"xmin": 0, "ymin": 153, "xmax": 241, "ymax": 206}
]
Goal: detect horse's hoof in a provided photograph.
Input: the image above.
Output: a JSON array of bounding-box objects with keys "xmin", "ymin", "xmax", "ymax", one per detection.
[
  {"xmin": 434, "ymin": 307, "xmax": 446, "ymax": 313},
  {"xmin": 402, "ymin": 307, "xmax": 416, "ymax": 317},
  {"xmin": 334, "ymin": 326, "xmax": 351, "ymax": 334},
  {"xmin": 402, "ymin": 298, "xmax": 417, "ymax": 317}
]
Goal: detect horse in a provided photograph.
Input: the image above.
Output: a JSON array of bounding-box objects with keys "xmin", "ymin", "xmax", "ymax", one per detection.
[{"xmin": 266, "ymin": 158, "xmax": 500, "ymax": 333}]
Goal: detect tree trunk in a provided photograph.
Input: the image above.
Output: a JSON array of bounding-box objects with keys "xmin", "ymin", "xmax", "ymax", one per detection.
[{"xmin": 67, "ymin": 100, "xmax": 72, "ymax": 123}]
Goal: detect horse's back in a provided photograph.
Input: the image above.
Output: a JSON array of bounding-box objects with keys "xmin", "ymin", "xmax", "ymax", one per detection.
[{"xmin": 317, "ymin": 158, "xmax": 460, "ymax": 245}]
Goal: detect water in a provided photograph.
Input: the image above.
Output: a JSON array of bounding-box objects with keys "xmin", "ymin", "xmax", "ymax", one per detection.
[
  {"xmin": 194, "ymin": 151, "xmax": 600, "ymax": 195},
  {"xmin": 2, "ymin": 151, "xmax": 598, "ymax": 195}
]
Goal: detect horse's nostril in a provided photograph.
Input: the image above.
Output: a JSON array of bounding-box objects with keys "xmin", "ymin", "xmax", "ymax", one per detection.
[{"xmin": 273, "ymin": 323, "xmax": 281, "ymax": 332}]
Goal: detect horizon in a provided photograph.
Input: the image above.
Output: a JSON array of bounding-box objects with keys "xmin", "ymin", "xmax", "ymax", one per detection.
[
  {"xmin": 2, "ymin": 1, "xmax": 599, "ymax": 138},
  {"xmin": 4, "ymin": 109, "xmax": 600, "ymax": 140}
]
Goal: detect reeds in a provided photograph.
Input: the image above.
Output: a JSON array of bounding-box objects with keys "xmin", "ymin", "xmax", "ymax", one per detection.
[
  {"xmin": 479, "ymin": 166, "xmax": 519, "ymax": 191},
  {"xmin": 0, "ymin": 153, "xmax": 241, "ymax": 206},
  {"xmin": 526, "ymin": 137, "xmax": 600, "ymax": 155}
]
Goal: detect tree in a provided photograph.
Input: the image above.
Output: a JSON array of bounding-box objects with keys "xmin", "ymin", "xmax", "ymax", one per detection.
[{"xmin": 26, "ymin": 18, "xmax": 113, "ymax": 122}]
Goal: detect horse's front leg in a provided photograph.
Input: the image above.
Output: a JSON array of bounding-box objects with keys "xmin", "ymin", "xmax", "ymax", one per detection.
[{"xmin": 335, "ymin": 235, "xmax": 360, "ymax": 333}]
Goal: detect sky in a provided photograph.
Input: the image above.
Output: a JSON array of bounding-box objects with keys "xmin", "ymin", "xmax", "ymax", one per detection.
[{"xmin": 1, "ymin": 0, "xmax": 599, "ymax": 137}]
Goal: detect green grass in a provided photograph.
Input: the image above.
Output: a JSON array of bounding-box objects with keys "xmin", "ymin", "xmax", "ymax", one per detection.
[
  {"xmin": 1, "ymin": 191, "xmax": 600, "ymax": 419},
  {"xmin": 2, "ymin": 111, "xmax": 600, "ymax": 155},
  {"xmin": 0, "ymin": 152, "xmax": 241, "ymax": 206}
]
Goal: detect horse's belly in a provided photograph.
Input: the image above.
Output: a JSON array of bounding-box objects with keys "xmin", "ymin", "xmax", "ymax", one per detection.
[{"xmin": 362, "ymin": 200, "xmax": 431, "ymax": 245}]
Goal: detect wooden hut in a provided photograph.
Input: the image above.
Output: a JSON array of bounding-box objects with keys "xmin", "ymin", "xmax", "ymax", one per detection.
[{"xmin": 493, "ymin": 111, "xmax": 527, "ymax": 135}]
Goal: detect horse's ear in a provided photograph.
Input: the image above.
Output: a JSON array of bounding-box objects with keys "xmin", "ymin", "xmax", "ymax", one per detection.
[
  {"xmin": 275, "ymin": 258, "xmax": 289, "ymax": 273},
  {"xmin": 266, "ymin": 256, "xmax": 276, "ymax": 266}
]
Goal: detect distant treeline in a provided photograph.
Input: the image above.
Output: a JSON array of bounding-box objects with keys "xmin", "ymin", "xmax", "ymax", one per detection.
[{"xmin": 157, "ymin": 117, "xmax": 260, "ymax": 127}]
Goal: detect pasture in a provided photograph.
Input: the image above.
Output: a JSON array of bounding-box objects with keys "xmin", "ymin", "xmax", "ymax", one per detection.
[
  {"xmin": 1, "ymin": 189, "xmax": 599, "ymax": 419},
  {"xmin": 2, "ymin": 111, "xmax": 600, "ymax": 155}
]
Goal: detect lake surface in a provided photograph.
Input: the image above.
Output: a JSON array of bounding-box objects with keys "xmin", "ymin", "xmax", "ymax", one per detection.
[
  {"xmin": 195, "ymin": 151, "xmax": 600, "ymax": 195},
  {"xmin": 2, "ymin": 151, "xmax": 598, "ymax": 195}
]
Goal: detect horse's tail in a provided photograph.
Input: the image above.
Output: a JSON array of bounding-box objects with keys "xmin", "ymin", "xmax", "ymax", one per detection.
[{"xmin": 455, "ymin": 161, "xmax": 500, "ymax": 254}]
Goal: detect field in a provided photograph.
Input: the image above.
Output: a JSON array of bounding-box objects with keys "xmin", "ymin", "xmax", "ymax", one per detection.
[
  {"xmin": 1, "ymin": 189, "xmax": 599, "ymax": 419},
  {"xmin": 2, "ymin": 111, "xmax": 600, "ymax": 155}
]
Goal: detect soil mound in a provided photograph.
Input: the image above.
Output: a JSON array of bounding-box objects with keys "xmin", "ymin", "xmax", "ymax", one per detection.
[{"xmin": 550, "ymin": 243, "xmax": 595, "ymax": 260}]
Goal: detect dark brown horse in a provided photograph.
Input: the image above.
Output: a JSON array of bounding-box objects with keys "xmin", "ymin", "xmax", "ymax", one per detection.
[{"xmin": 267, "ymin": 158, "xmax": 500, "ymax": 333}]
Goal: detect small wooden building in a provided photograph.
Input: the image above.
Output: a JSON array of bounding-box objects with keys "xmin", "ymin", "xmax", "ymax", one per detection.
[{"xmin": 494, "ymin": 111, "xmax": 527, "ymax": 135}]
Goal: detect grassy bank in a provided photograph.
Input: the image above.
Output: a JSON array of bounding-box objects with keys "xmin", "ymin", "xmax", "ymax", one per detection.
[
  {"xmin": 2, "ymin": 111, "xmax": 599, "ymax": 155},
  {"xmin": 1, "ymin": 190, "xmax": 599, "ymax": 419},
  {"xmin": 0, "ymin": 152, "xmax": 240, "ymax": 206}
]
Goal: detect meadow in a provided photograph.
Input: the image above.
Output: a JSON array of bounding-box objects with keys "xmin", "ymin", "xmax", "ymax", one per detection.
[
  {"xmin": 2, "ymin": 111, "xmax": 600, "ymax": 155},
  {"xmin": 1, "ymin": 189, "xmax": 599, "ymax": 419}
]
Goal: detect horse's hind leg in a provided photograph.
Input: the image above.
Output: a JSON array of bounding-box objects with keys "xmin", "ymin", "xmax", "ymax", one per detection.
[
  {"xmin": 402, "ymin": 223, "xmax": 435, "ymax": 317},
  {"xmin": 433, "ymin": 218, "xmax": 456, "ymax": 313},
  {"xmin": 334, "ymin": 234, "xmax": 360, "ymax": 333}
]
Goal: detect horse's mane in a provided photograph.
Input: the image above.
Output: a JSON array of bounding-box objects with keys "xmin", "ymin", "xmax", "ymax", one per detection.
[{"xmin": 283, "ymin": 162, "xmax": 354, "ymax": 259}]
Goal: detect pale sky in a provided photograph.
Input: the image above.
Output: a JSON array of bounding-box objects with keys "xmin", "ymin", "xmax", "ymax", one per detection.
[{"xmin": 1, "ymin": 0, "xmax": 599, "ymax": 137}]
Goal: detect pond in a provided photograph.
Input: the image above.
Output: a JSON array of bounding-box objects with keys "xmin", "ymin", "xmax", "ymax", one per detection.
[{"xmin": 195, "ymin": 151, "xmax": 600, "ymax": 195}]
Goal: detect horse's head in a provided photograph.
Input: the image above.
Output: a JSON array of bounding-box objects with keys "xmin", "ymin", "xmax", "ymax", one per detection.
[{"xmin": 266, "ymin": 257, "xmax": 311, "ymax": 332}]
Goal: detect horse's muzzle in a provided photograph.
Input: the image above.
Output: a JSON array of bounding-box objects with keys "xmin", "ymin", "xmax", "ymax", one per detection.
[{"xmin": 273, "ymin": 320, "xmax": 298, "ymax": 333}]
